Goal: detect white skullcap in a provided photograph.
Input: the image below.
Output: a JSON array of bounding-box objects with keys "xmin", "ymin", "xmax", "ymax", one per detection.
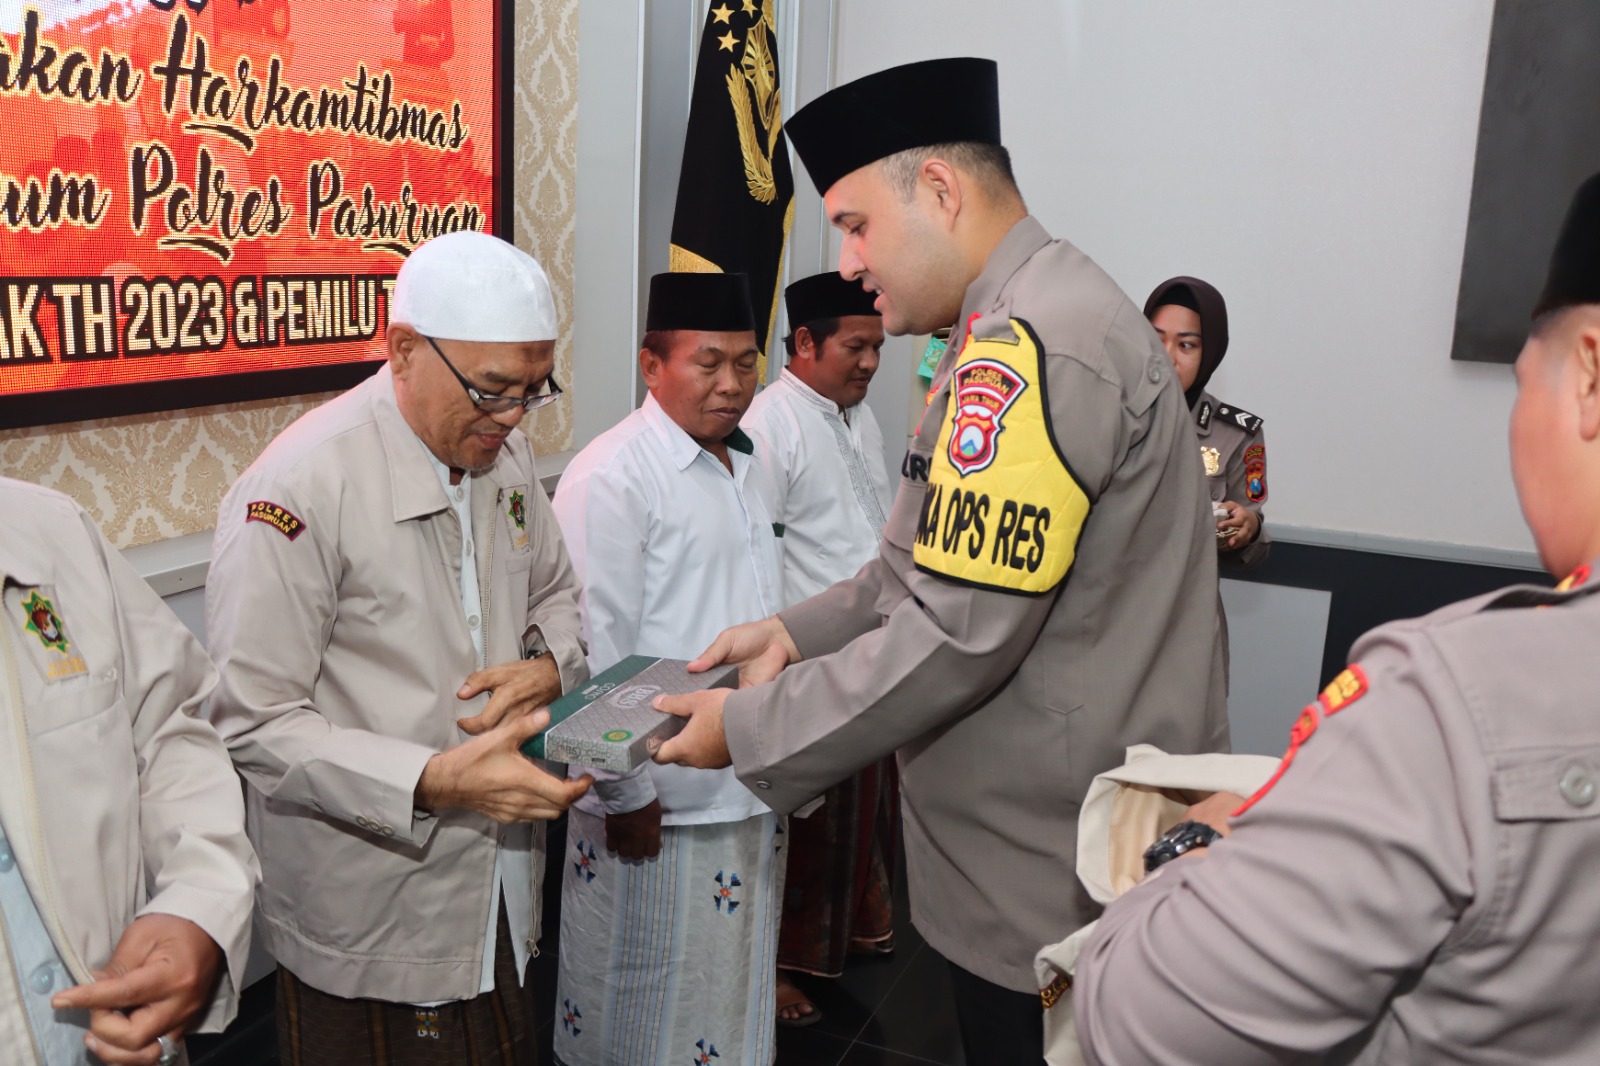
[{"xmin": 391, "ymin": 231, "xmax": 557, "ymax": 342}]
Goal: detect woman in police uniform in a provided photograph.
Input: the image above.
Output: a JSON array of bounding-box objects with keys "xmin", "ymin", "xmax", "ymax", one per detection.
[{"xmin": 1145, "ymin": 276, "xmax": 1269, "ymax": 568}]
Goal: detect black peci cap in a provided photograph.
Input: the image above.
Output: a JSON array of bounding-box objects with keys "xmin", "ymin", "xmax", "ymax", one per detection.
[
  {"xmin": 1535, "ymin": 172, "xmax": 1600, "ymax": 319},
  {"xmin": 645, "ymin": 272, "xmax": 757, "ymax": 333},
  {"xmin": 784, "ymin": 271, "xmax": 880, "ymax": 329},
  {"xmin": 785, "ymin": 57, "xmax": 1002, "ymax": 197}
]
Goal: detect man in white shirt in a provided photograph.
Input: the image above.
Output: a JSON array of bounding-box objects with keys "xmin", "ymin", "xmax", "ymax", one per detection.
[
  {"xmin": 550, "ymin": 271, "xmax": 784, "ymax": 1066},
  {"xmin": 206, "ymin": 232, "xmax": 591, "ymax": 1066},
  {"xmin": 742, "ymin": 271, "xmax": 897, "ymax": 1026}
]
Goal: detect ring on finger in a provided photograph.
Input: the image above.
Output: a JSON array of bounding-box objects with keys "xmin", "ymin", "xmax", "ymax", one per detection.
[{"xmin": 157, "ymin": 1034, "xmax": 181, "ymax": 1066}]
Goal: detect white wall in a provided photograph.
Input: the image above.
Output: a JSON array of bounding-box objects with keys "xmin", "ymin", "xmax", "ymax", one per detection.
[{"xmin": 833, "ymin": 1, "xmax": 1529, "ymax": 555}]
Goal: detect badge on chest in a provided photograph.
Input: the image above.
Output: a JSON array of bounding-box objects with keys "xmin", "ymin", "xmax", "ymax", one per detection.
[{"xmin": 8, "ymin": 585, "xmax": 87, "ymax": 681}]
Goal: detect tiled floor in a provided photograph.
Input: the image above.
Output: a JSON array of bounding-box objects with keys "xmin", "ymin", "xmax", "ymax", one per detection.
[{"xmin": 192, "ymin": 815, "xmax": 964, "ymax": 1065}]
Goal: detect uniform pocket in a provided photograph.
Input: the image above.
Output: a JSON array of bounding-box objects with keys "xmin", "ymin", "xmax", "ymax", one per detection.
[
  {"xmin": 1492, "ymin": 749, "xmax": 1600, "ymax": 822},
  {"xmin": 27, "ymin": 672, "xmax": 120, "ymax": 737}
]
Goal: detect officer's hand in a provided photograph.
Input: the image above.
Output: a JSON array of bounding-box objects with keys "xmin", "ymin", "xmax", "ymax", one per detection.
[
  {"xmin": 1182, "ymin": 791, "xmax": 1250, "ymax": 838},
  {"xmin": 652, "ymin": 689, "xmax": 733, "ymax": 769},
  {"xmin": 456, "ymin": 655, "xmax": 564, "ymax": 736},
  {"xmin": 605, "ymin": 799, "xmax": 664, "ymax": 861},
  {"xmin": 687, "ymin": 616, "xmax": 801, "ymax": 688},
  {"xmin": 1216, "ymin": 501, "xmax": 1260, "ymax": 551},
  {"xmin": 417, "ymin": 711, "xmax": 594, "ymax": 822},
  {"xmin": 52, "ymin": 913, "xmax": 222, "ymax": 1065}
]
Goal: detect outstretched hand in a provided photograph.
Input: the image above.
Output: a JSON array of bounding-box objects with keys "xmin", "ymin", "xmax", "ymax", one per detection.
[{"xmin": 686, "ymin": 616, "xmax": 800, "ymax": 688}]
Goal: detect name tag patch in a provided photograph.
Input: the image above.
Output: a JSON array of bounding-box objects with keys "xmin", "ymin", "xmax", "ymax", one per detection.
[
  {"xmin": 913, "ymin": 317, "xmax": 1090, "ymax": 595},
  {"xmin": 246, "ymin": 500, "xmax": 306, "ymax": 540}
]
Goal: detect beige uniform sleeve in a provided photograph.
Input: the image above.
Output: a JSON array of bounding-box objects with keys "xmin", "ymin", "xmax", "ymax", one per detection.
[
  {"xmin": 725, "ymin": 354, "xmax": 1125, "ymax": 813},
  {"xmin": 1221, "ymin": 426, "xmax": 1270, "ymax": 570},
  {"xmin": 1073, "ymin": 632, "xmax": 1473, "ymax": 1065},
  {"xmin": 205, "ymin": 476, "xmax": 440, "ymax": 847},
  {"xmin": 88, "ymin": 511, "xmax": 259, "ymax": 1032}
]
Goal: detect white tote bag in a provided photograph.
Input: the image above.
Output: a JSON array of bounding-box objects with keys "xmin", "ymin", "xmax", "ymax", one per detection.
[{"xmin": 1035, "ymin": 744, "xmax": 1281, "ymax": 1066}]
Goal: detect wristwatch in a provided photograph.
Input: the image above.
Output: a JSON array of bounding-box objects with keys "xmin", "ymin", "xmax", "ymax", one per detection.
[{"xmin": 1143, "ymin": 820, "xmax": 1223, "ymax": 873}]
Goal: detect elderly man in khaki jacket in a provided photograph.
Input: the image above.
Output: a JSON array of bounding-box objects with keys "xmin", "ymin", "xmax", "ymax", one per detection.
[
  {"xmin": 206, "ymin": 232, "xmax": 591, "ymax": 1066},
  {"xmin": 1074, "ymin": 173, "xmax": 1600, "ymax": 1065},
  {"xmin": 1, "ymin": 476, "xmax": 257, "ymax": 1066}
]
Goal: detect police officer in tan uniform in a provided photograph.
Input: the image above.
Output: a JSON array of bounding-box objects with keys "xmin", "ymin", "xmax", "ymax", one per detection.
[
  {"xmin": 0, "ymin": 477, "xmax": 258, "ymax": 1066},
  {"xmin": 206, "ymin": 232, "xmax": 591, "ymax": 1065},
  {"xmin": 1145, "ymin": 276, "xmax": 1269, "ymax": 567},
  {"xmin": 654, "ymin": 58, "xmax": 1227, "ymax": 1065},
  {"xmin": 1074, "ymin": 172, "xmax": 1600, "ymax": 1065}
]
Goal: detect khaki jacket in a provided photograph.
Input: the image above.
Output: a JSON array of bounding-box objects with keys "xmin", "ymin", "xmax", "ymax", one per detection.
[
  {"xmin": 1075, "ymin": 571, "xmax": 1600, "ymax": 1065},
  {"xmin": 205, "ymin": 365, "xmax": 586, "ymax": 1003},
  {"xmin": 0, "ymin": 478, "xmax": 257, "ymax": 1037},
  {"xmin": 723, "ymin": 216, "xmax": 1228, "ymax": 992}
]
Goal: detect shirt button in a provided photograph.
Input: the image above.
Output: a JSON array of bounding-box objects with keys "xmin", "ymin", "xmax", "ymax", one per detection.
[
  {"xmin": 1148, "ymin": 365, "xmax": 1161, "ymax": 383},
  {"xmin": 28, "ymin": 962, "xmax": 55, "ymax": 996},
  {"xmin": 381, "ymin": 825, "xmax": 396, "ymax": 837},
  {"xmin": 468, "ymin": 614, "xmax": 481, "ymax": 630},
  {"xmin": 465, "ymin": 539, "xmax": 474, "ymax": 556},
  {"xmin": 454, "ymin": 486, "xmax": 465, "ymax": 502},
  {"xmin": 0, "ymin": 837, "xmax": 13, "ymax": 874},
  {"xmin": 756, "ymin": 780, "xmax": 772, "ymax": 790},
  {"xmin": 356, "ymin": 816, "xmax": 372, "ymax": 829},
  {"xmin": 1560, "ymin": 765, "xmax": 1596, "ymax": 808}
]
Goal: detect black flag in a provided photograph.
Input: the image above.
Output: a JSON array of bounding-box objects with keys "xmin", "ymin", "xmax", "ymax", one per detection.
[{"xmin": 668, "ymin": 0, "xmax": 795, "ymax": 379}]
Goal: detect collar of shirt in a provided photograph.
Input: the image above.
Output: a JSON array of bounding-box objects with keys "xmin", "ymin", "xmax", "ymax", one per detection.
[
  {"xmin": 777, "ymin": 368, "xmax": 862, "ymax": 424},
  {"xmin": 370, "ymin": 364, "xmax": 457, "ymax": 523},
  {"xmin": 638, "ymin": 392, "xmax": 756, "ymax": 473},
  {"xmin": 953, "ymin": 214, "xmax": 1054, "ymax": 351}
]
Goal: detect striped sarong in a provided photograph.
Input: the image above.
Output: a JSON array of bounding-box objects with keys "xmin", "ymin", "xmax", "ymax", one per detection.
[{"xmin": 553, "ymin": 809, "xmax": 782, "ymax": 1066}]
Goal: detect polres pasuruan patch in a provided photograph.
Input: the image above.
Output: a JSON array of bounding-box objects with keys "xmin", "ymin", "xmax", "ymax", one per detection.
[{"xmin": 245, "ymin": 500, "xmax": 306, "ymax": 540}]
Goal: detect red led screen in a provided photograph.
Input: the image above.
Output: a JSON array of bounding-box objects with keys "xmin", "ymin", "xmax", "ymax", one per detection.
[{"xmin": 0, "ymin": 0, "xmax": 506, "ymax": 428}]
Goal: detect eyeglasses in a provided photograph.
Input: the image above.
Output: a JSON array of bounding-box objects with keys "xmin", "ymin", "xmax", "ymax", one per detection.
[{"xmin": 424, "ymin": 335, "xmax": 564, "ymax": 414}]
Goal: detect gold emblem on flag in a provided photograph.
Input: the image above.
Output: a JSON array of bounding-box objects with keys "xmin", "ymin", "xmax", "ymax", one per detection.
[
  {"xmin": 1201, "ymin": 446, "xmax": 1221, "ymax": 476},
  {"xmin": 726, "ymin": 0, "xmax": 782, "ymax": 204}
]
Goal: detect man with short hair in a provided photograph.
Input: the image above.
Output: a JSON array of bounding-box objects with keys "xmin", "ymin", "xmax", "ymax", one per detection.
[
  {"xmin": 655, "ymin": 58, "xmax": 1226, "ymax": 1064},
  {"xmin": 206, "ymin": 231, "xmax": 591, "ymax": 1066},
  {"xmin": 1072, "ymin": 173, "xmax": 1600, "ymax": 1066},
  {"xmin": 742, "ymin": 271, "xmax": 897, "ymax": 1026},
  {"xmin": 0, "ymin": 477, "xmax": 258, "ymax": 1066},
  {"xmin": 550, "ymin": 270, "xmax": 783, "ymax": 1066}
]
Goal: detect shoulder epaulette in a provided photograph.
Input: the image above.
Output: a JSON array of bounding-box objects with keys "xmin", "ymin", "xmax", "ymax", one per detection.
[{"xmin": 1214, "ymin": 403, "xmax": 1263, "ymax": 436}]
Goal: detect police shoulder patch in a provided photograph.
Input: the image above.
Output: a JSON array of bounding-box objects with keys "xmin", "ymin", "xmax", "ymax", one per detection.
[
  {"xmin": 1216, "ymin": 403, "xmax": 1263, "ymax": 436},
  {"xmin": 246, "ymin": 500, "xmax": 306, "ymax": 540},
  {"xmin": 913, "ymin": 317, "xmax": 1090, "ymax": 595},
  {"xmin": 1317, "ymin": 665, "xmax": 1368, "ymax": 716}
]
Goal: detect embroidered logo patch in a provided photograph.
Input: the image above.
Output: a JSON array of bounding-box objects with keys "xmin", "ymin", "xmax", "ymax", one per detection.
[
  {"xmin": 20, "ymin": 590, "xmax": 67, "ymax": 653},
  {"xmin": 507, "ymin": 489, "xmax": 527, "ymax": 531},
  {"xmin": 245, "ymin": 500, "xmax": 306, "ymax": 540},
  {"xmin": 562, "ymin": 998, "xmax": 583, "ymax": 1036},
  {"xmin": 413, "ymin": 1009, "xmax": 440, "ymax": 1040},
  {"xmin": 1318, "ymin": 665, "xmax": 1368, "ymax": 717},
  {"xmin": 1245, "ymin": 459, "xmax": 1267, "ymax": 502},
  {"xmin": 948, "ymin": 358, "xmax": 1027, "ymax": 476},
  {"xmin": 695, "ymin": 1038, "xmax": 720, "ymax": 1063}
]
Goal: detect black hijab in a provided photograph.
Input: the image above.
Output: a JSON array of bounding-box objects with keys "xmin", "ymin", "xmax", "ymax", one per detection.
[{"xmin": 1144, "ymin": 276, "xmax": 1229, "ymax": 409}]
